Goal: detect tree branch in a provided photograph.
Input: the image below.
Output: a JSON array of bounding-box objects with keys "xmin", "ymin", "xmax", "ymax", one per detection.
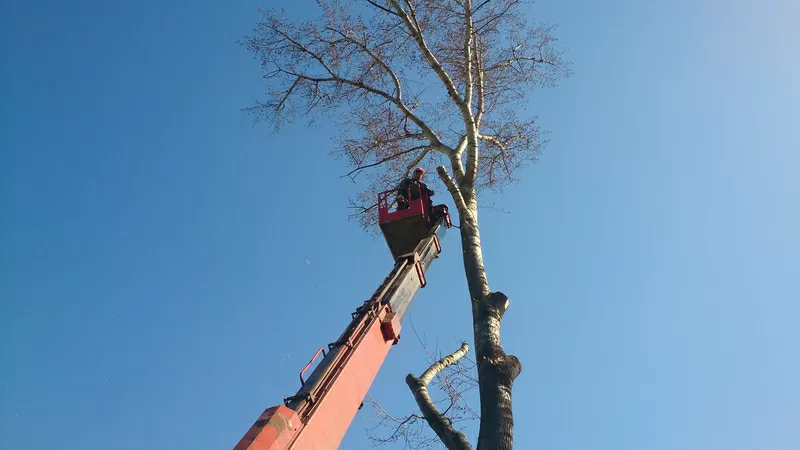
[
  {"xmin": 437, "ymin": 165, "xmax": 467, "ymax": 212},
  {"xmin": 463, "ymin": 0, "xmax": 475, "ymax": 114},
  {"xmin": 389, "ymin": 0, "xmax": 467, "ymax": 110},
  {"xmin": 270, "ymin": 24, "xmax": 449, "ymax": 153},
  {"xmin": 389, "ymin": 0, "xmax": 481, "ymax": 187},
  {"xmin": 343, "ymin": 144, "xmax": 429, "ymax": 179},
  {"xmin": 366, "ymin": 0, "xmax": 400, "ymax": 16},
  {"xmin": 474, "ymin": 36, "xmax": 486, "ymax": 127},
  {"xmin": 477, "ymin": 133, "xmax": 505, "ymax": 152},
  {"xmin": 288, "ymin": 68, "xmax": 447, "ymax": 153},
  {"xmin": 406, "ymin": 342, "xmax": 473, "ymax": 450},
  {"xmin": 450, "ymin": 144, "xmax": 467, "ymax": 182},
  {"xmin": 325, "ymin": 27, "xmax": 404, "ymax": 101},
  {"xmin": 464, "ymin": 137, "xmax": 480, "ymax": 189},
  {"xmin": 406, "ymin": 148, "xmax": 431, "ymax": 176}
]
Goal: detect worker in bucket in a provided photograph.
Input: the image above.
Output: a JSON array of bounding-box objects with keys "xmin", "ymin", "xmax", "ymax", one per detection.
[{"xmin": 396, "ymin": 167, "xmax": 434, "ymax": 210}]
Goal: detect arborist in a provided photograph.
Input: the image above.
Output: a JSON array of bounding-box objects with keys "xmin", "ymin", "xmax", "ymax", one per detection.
[{"xmin": 396, "ymin": 167, "xmax": 434, "ymax": 210}]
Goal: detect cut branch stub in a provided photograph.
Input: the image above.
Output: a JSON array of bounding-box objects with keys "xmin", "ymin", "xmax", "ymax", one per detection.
[{"xmin": 472, "ymin": 291, "xmax": 522, "ymax": 450}]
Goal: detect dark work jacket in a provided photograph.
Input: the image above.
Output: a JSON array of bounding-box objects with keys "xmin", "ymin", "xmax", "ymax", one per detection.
[{"xmin": 397, "ymin": 178, "xmax": 434, "ymax": 200}]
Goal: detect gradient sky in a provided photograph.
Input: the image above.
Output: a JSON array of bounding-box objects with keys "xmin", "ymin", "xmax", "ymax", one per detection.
[{"xmin": 2, "ymin": 0, "xmax": 798, "ymax": 449}]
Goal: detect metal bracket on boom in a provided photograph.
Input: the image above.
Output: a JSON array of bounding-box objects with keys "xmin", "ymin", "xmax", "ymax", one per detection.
[
  {"xmin": 380, "ymin": 307, "xmax": 401, "ymax": 345},
  {"xmin": 327, "ymin": 340, "xmax": 352, "ymax": 351},
  {"xmin": 284, "ymin": 392, "xmax": 314, "ymax": 407},
  {"xmin": 399, "ymin": 252, "xmax": 427, "ymax": 288}
]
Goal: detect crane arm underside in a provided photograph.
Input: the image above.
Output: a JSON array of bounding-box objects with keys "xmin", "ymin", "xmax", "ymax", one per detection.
[{"xmin": 234, "ymin": 219, "xmax": 449, "ymax": 450}]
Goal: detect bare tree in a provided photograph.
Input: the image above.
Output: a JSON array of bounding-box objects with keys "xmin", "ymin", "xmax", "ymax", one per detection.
[{"xmin": 242, "ymin": 0, "xmax": 571, "ymax": 448}]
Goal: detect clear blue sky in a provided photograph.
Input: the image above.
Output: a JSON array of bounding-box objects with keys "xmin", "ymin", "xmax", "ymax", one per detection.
[{"xmin": 2, "ymin": 0, "xmax": 798, "ymax": 449}]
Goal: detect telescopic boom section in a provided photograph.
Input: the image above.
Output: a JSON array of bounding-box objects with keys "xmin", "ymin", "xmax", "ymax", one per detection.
[{"xmin": 234, "ymin": 219, "xmax": 449, "ymax": 450}]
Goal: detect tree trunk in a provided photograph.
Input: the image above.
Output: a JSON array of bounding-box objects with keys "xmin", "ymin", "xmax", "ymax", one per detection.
[{"xmin": 458, "ymin": 201, "xmax": 522, "ymax": 450}]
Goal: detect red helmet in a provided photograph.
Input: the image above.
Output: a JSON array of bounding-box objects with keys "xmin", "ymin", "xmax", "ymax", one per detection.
[{"xmin": 413, "ymin": 167, "xmax": 425, "ymax": 175}]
